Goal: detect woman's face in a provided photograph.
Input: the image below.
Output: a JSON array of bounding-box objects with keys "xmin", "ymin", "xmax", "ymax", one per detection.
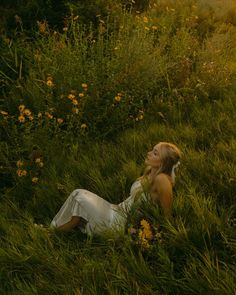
[{"xmin": 145, "ymin": 144, "xmax": 162, "ymax": 168}]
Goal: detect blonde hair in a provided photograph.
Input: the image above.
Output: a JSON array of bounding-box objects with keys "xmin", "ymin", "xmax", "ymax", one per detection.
[{"xmin": 144, "ymin": 142, "xmax": 181, "ymax": 178}]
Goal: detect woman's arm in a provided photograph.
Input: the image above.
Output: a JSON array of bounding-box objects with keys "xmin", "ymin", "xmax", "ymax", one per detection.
[{"xmin": 150, "ymin": 173, "xmax": 173, "ymax": 219}]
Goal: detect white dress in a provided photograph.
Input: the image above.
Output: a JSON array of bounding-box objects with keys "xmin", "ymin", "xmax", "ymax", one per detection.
[{"xmin": 51, "ymin": 179, "xmax": 147, "ymax": 236}]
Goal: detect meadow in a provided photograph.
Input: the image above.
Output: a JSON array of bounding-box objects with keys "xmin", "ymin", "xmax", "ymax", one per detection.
[{"xmin": 0, "ymin": 0, "xmax": 236, "ymax": 294}]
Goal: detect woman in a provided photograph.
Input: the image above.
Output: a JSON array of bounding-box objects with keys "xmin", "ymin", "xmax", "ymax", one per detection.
[{"xmin": 51, "ymin": 142, "xmax": 181, "ymax": 235}]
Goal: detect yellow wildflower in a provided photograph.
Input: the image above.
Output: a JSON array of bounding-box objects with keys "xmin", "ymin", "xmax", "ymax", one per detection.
[
  {"xmin": 46, "ymin": 80, "xmax": 53, "ymax": 87},
  {"xmin": 35, "ymin": 158, "xmax": 44, "ymax": 168},
  {"xmin": 138, "ymin": 114, "xmax": 144, "ymax": 120},
  {"xmin": 152, "ymin": 26, "xmax": 158, "ymax": 30},
  {"xmin": 29, "ymin": 115, "xmax": 34, "ymax": 121},
  {"xmin": 35, "ymin": 158, "xmax": 41, "ymax": 164},
  {"xmin": 21, "ymin": 170, "xmax": 27, "ymax": 176},
  {"xmin": 72, "ymin": 108, "xmax": 79, "ymax": 114},
  {"xmin": 79, "ymin": 93, "xmax": 84, "ymax": 98},
  {"xmin": 68, "ymin": 94, "xmax": 75, "ymax": 100},
  {"xmin": 38, "ymin": 162, "xmax": 44, "ymax": 168},
  {"xmin": 81, "ymin": 123, "xmax": 87, "ymax": 129},
  {"xmin": 18, "ymin": 105, "xmax": 25, "ymax": 112},
  {"xmin": 24, "ymin": 109, "xmax": 31, "ymax": 116},
  {"xmin": 45, "ymin": 112, "xmax": 53, "ymax": 119},
  {"xmin": 46, "ymin": 77, "xmax": 54, "ymax": 87},
  {"xmin": 57, "ymin": 118, "xmax": 64, "ymax": 124},
  {"xmin": 18, "ymin": 115, "xmax": 25, "ymax": 123},
  {"xmin": 140, "ymin": 219, "xmax": 153, "ymax": 240},
  {"xmin": 81, "ymin": 83, "xmax": 88, "ymax": 88},
  {"xmin": 143, "ymin": 16, "xmax": 148, "ymax": 23},
  {"xmin": 140, "ymin": 219, "xmax": 149, "ymax": 229},
  {"xmin": 0, "ymin": 110, "xmax": 8, "ymax": 116},
  {"xmin": 72, "ymin": 99, "xmax": 79, "ymax": 105},
  {"xmin": 141, "ymin": 237, "xmax": 150, "ymax": 249},
  {"xmin": 37, "ymin": 20, "xmax": 48, "ymax": 34},
  {"xmin": 32, "ymin": 177, "xmax": 39, "ymax": 184},
  {"xmin": 114, "ymin": 94, "xmax": 122, "ymax": 102},
  {"xmin": 16, "ymin": 160, "xmax": 23, "ymax": 167},
  {"xmin": 17, "ymin": 169, "xmax": 27, "ymax": 177},
  {"xmin": 144, "ymin": 26, "xmax": 150, "ymax": 31}
]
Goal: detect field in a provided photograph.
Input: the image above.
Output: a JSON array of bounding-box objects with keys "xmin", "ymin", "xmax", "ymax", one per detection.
[{"xmin": 0, "ymin": 0, "xmax": 236, "ymax": 294}]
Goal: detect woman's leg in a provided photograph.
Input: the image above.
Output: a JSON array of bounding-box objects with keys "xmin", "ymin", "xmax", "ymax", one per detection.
[{"xmin": 57, "ymin": 216, "xmax": 81, "ymax": 232}]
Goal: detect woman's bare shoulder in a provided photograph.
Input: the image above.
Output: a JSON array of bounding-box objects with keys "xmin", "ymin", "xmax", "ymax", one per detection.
[
  {"xmin": 150, "ymin": 173, "xmax": 173, "ymax": 205},
  {"xmin": 154, "ymin": 173, "xmax": 172, "ymax": 187}
]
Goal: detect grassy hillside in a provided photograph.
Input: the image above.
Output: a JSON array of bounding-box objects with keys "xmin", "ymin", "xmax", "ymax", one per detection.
[{"xmin": 0, "ymin": 0, "xmax": 236, "ymax": 294}]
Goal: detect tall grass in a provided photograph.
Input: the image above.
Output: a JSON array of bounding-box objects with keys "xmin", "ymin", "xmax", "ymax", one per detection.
[{"xmin": 0, "ymin": 0, "xmax": 236, "ymax": 294}]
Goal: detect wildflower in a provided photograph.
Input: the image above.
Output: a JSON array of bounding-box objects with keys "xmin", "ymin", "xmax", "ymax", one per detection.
[
  {"xmin": 140, "ymin": 219, "xmax": 153, "ymax": 240},
  {"xmin": 24, "ymin": 109, "xmax": 31, "ymax": 116},
  {"xmin": 37, "ymin": 20, "xmax": 48, "ymax": 34},
  {"xmin": 68, "ymin": 94, "xmax": 75, "ymax": 100},
  {"xmin": 18, "ymin": 115, "xmax": 25, "ymax": 123},
  {"xmin": 81, "ymin": 123, "xmax": 87, "ymax": 129},
  {"xmin": 152, "ymin": 26, "xmax": 158, "ymax": 30},
  {"xmin": 79, "ymin": 93, "xmax": 84, "ymax": 98},
  {"xmin": 38, "ymin": 112, "xmax": 42, "ymax": 118},
  {"xmin": 21, "ymin": 170, "xmax": 27, "ymax": 176},
  {"xmin": 138, "ymin": 114, "xmax": 144, "ymax": 120},
  {"xmin": 15, "ymin": 15, "xmax": 22, "ymax": 24},
  {"xmin": 81, "ymin": 83, "xmax": 88, "ymax": 88},
  {"xmin": 141, "ymin": 237, "xmax": 150, "ymax": 249},
  {"xmin": 74, "ymin": 15, "xmax": 79, "ymax": 21},
  {"xmin": 18, "ymin": 105, "xmax": 25, "ymax": 112},
  {"xmin": 46, "ymin": 77, "xmax": 54, "ymax": 87},
  {"xmin": 32, "ymin": 177, "xmax": 39, "ymax": 184},
  {"xmin": 16, "ymin": 160, "xmax": 23, "ymax": 167},
  {"xmin": 17, "ymin": 169, "xmax": 27, "ymax": 177},
  {"xmin": 144, "ymin": 27, "xmax": 150, "ymax": 31},
  {"xmin": 35, "ymin": 158, "xmax": 41, "ymax": 164},
  {"xmin": 143, "ymin": 16, "xmax": 148, "ymax": 23},
  {"xmin": 114, "ymin": 93, "xmax": 122, "ymax": 102},
  {"xmin": 72, "ymin": 108, "xmax": 79, "ymax": 114},
  {"xmin": 57, "ymin": 118, "xmax": 64, "ymax": 124},
  {"xmin": 63, "ymin": 27, "xmax": 68, "ymax": 32},
  {"xmin": 45, "ymin": 112, "xmax": 53, "ymax": 119},
  {"xmin": 72, "ymin": 99, "xmax": 79, "ymax": 105},
  {"xmin": 35, "ymin": 158, "xmax": 44, "ymax": 168},
  {"xmin": 46, "ymin": 80, "xmax": 53, "ymax": 87},
  {"xmin": 38, "ymin": 162, "xmax": 44, "ymax": 168},
  {"xmin": 0, "ymin": 110, "xmax": 8, "ymax": 116}
]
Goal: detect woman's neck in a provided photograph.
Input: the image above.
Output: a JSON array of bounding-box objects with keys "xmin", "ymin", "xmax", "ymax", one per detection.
[{"xmin": 146, "ymin": 168, "xmax": 158, "ymax": 184}]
